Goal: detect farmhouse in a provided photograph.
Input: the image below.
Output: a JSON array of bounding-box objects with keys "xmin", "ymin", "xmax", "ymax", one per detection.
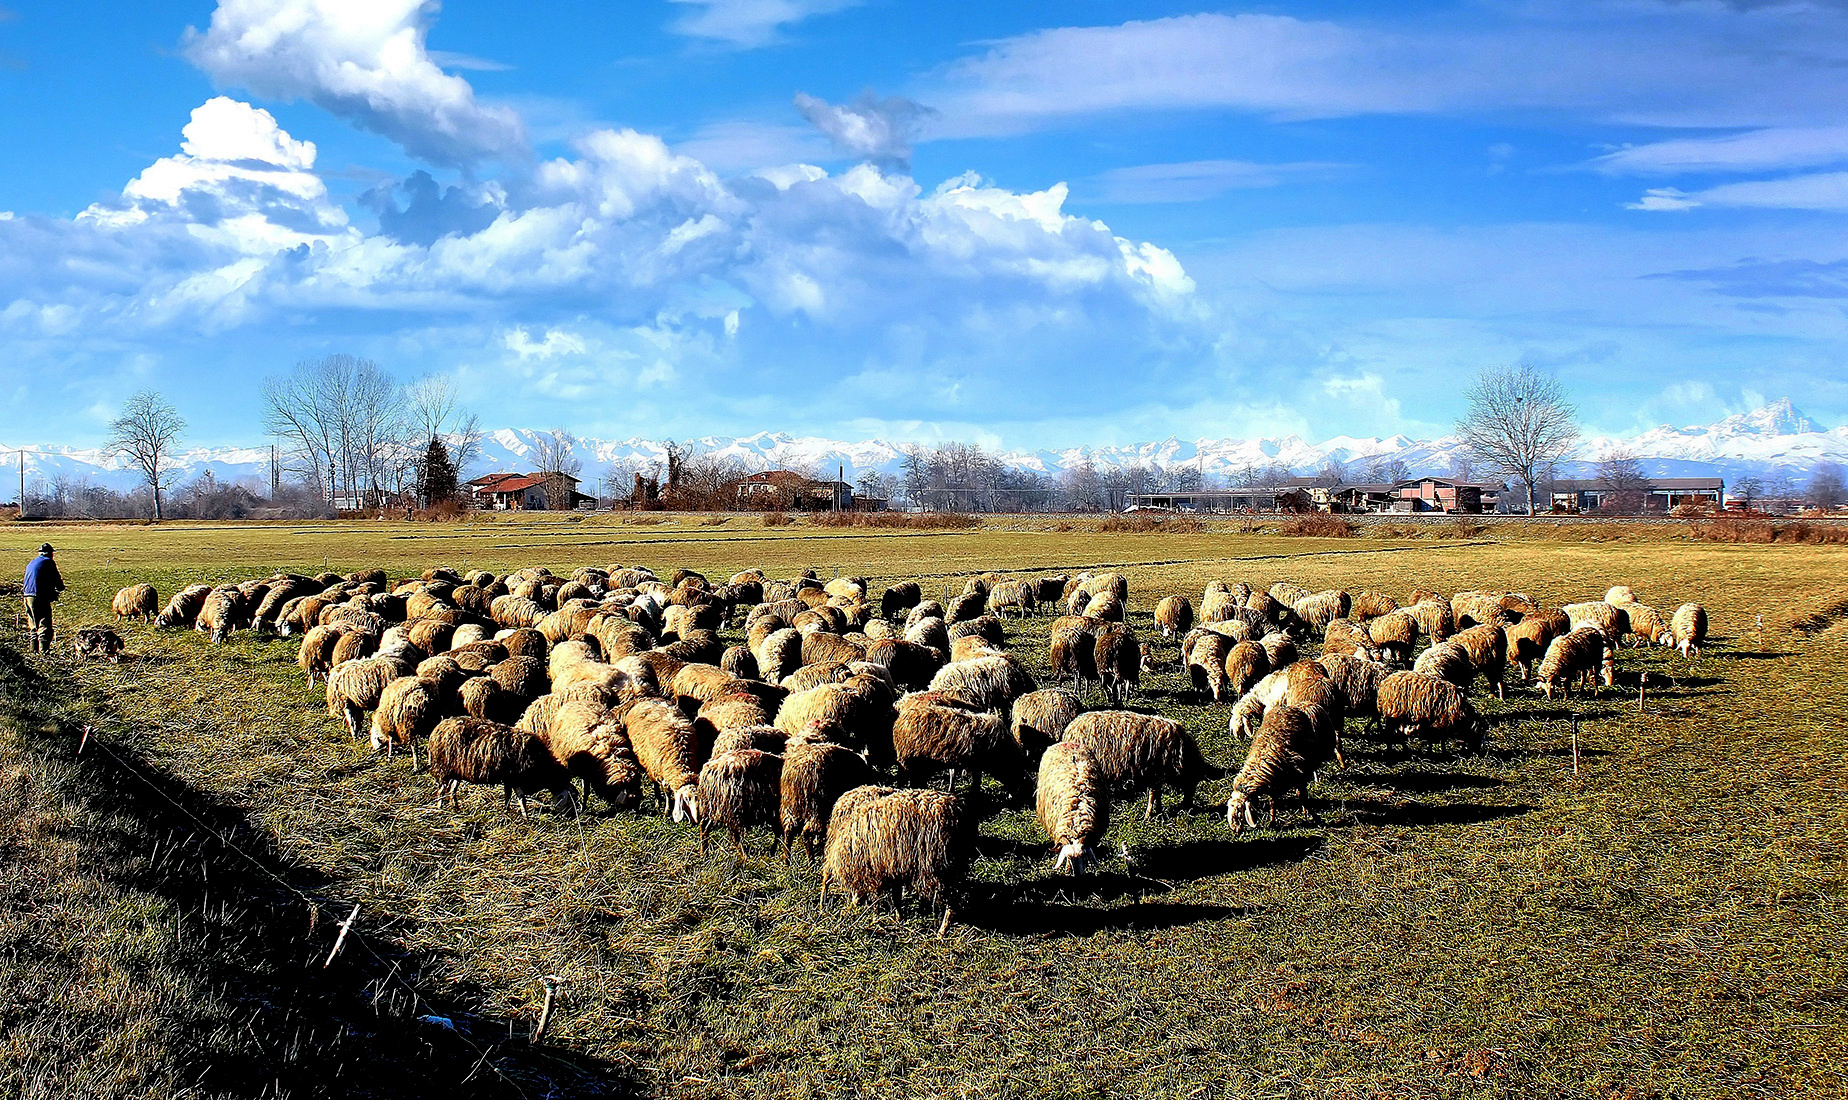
[
  {"xmin": 468, "ymin": 471, "xmax": 594, "ymax": 510},
  {"xmin": 1549, "ymin": 477, "xmax": 1723, "ymax": 514},
  {"xmin": 1124, "ymin": 486, "xmax": 1314, "ymax": 513},
  {"xmin": 733, "ymin": 470, "xmax": 856, "ymax": 511}
]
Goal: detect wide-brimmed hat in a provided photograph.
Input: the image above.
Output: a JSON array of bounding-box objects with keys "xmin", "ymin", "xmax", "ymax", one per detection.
[{"xmin": 38, "ymin": 543, "xmax": 53, "ymax": 555}]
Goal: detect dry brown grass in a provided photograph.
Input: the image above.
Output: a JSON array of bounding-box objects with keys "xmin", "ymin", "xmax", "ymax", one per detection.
[{"xmin": 1278, "ymin": 514, "xmax": 1357, "ymax": 537}]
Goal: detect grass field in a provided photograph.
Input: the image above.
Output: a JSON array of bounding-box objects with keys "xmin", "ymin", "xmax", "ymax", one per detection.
[{"xmin": 2, "ymin": 513, "xmax": 1845, "ymax": 1099}]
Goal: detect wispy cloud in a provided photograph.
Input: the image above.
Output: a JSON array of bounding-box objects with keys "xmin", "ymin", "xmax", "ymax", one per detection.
[
  {"xmin": 1629, "ymin": 172, "xmax": 1848, "ymax": 211},
  {"xmin": 1092, "ymin": 159, "xmax": 1346, "ymax": 203},
  {"xmin": 667, "ymin": 0, "xmax": 860, "ymax": 49},
  {"xmin": 793, "ymin": 92, "xmax": 935, "ymax": 171},
  {"xmin": 1594, "ymin": 126, "xmax": 1848, "ymax": 175}
]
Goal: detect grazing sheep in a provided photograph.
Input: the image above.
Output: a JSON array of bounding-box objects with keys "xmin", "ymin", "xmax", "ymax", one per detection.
[
  {"xmin": 697, "ymin": 749, "xmax": 784, "ymax": 857},
  {"xmin": 1622, "ymin": 602, "xmax": 1670, "ymax": 647},
  {"xmin": 946, "ymin": 592, "xmax": 986, "ymax": 624},
  {"xmin": 720, "ymin": 644, "xmax": 759, "ymax": 680},
  {"xmin": 429, "ymin": 716, "xmax": 575, "ymax": 816},
  {"xmin": 1350, "ymin": 592, "xmax": 1399, "ymax": 621},
  {"xmin": 1292, "ymin": 590, "xmax": 1351, "ymax": 637},
  {"xmin": 196, "ymin": 586, "xmax": 249, "ymax": 644},
  {"xmin": 904, "ymin": 616, "xmax": 950, "ymax": 657},
  {"xmin": 1604, "ymin": 585, "xmax": 1635, "ymax": 606},
  {"xmin": 781, "ymin": 741, "xmax": 880, "ymax": 862},
  {"xmin": 1037, "ymin": 741, "xmax": 1109, "ymax": 875},
  {"xmin": 1269, "ymin": 581, "xmax": 1312, "ymax": 608},
  {"xmin": 803, "ymin": 631, "xmax": 866, "ymax": 667},
  {"xmin": 695, "ymin": 692, "xmax": 775, "ymax": 749},
  {"xmin": 1367, "ymin": 611, "xmax": 1419, "ymax": 665},
  {"xmin": 949, "ymin": 634, "xmax": 1003, "ymax": 664},
  {"xmin": 892, "ymin": 698, "xmax": 1021, "ymax": 797},
  {"xmin": 755, "ymin": 627, "xmax": 804, "ymax": 686},
  {"xmin": 1407, "ymin": 600, "xmax": 1455, "ymax": 644},
  {"xmin": 1186, "ymin": 632, "xmax": 1232, "ymax": 701},
  {"xmin": 881, "ymin": 581, "xmax": 923, "ymax": 619},
  {"xmin": 711, "ymin": 724, "xmax": 788, "ymax": 757},
  {"xmin": 371, "ymin": 677, "xmax": 438, "ymax": 765},
  {"xmin": 1154, "ymin": 595, "xmax": 1194, "ymax": 638},
  {"xmin": 500, "ymin": 628, "xmax": 549, "ymax": 661},
  {"xmin": 1450, "ymin": 623, "xmax": 1510, "ymax": 698},
  {"xmin": 775, "ymin": 675, "xmax": 897, "ymax": 754},
  {"xmin": 988, "ymin": 579, "xmax": 1037, "ymax": 619},
  {"xmin": 460, "ymin": 676, "xmax": 520, "ymax": 723},
  {"xmin": 1376, "ymin": 671, "xmax": 1487, "ymax": 753},
  {"xmin": 782, "ymin": 662, "xmax": 853, "ymax": 694},
  {"xmin": 1224, "ymin": 703, "xmax": 1335, "ymax": 831},
  {"xmin": 927, "ymin": 655, "xmax": 1037, "ymax": 711},
  {"xmin": 863, "ymin": 638, "xmax": 945, "ymax": 692},
  {"xmin": 949, "ymin": 616, "xmax": 1005, "ymax": 647},
  {"xmin": 1413, "ymin": 640, "xmax": 1474, "ymax": 689},
  {"xmin": 330, "ymin": 627, "xmax": 380, "ymax": 669},
  {"xmin": 1671, "ymin": 603, "xmax": 1708, "ymax": 658},
  {"xmin": 1321, "ymin": 631, "xmax": 1384, "ymax": 664},
  {"xmin": 1094, "ymin": 623, "xmax": 1141, "ymax": 705},
  {"xmin": 1316, "ymin": 653, "xmax": 1388, "ymax": 730},
  {"xmin": 490, "ymin": 655, "xmax": 548, "ymax": 703},
  {"xmin": 1062, "ymin": 711, "xmax": 1216, "ymax": 820},
  {"xmin": 1201, "ymin": 585, "xmax": 1240, "ymax": 625},
  {"xmin": 297, "ymin": 623, "xmax": 351, "ymax": 687},
  {"xmin": 1010, "ymin": 689, "xmax": 1081, "ymax": 756},
  {"xmin": 1259, "ymin": 632, "xmax": 1298, "ymax": 672},
  {"xmin": 324, "ymin": 654, "xmax": 412, "ymax": 739},
  {"xmin": 535, "ymin": 700, "xmax": 643, "ymax": 809},
  {"xmin": 1564, "ymin": 601, "xmax": 1629, "ymax": 645},
  {"xmin": 1537, "ymin": 628, "xmax": 1611, "ymax": 700},
  {"xmin": 1224, "ymin": 640, "xmax": 1270, "ymax": 699},
  {"xmin": 821, "ymin": 787, "xmax": 972, "ymax": 931},
  {"xmin": 623, "ymin": 698, "xmax": 703, "ymax": 822},
  {"xmin": 1503, "ymin": 616, "xmax": 1560, "ymax": 680},
  {"xmin": 1201, "ymin": 618, "xmax": 1254, "ymax": 644},
  {"xmin": 112, "ymin": 584, "xmax": 159, "ymax": 624},
  {"xmin": 1080, "ymin": 593, "xmax": 1125, "ymax": 623},
  {"xmin": 905, "ymin": 601, "xmax": 945, "ymax": 628},
  {"xmin": 1049, "ymin": 617, "xmax": 1099, "ymax": 692}
]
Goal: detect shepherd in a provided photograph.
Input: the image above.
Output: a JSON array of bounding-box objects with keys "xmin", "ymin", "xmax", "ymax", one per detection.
[{"xmin": 22, "ymin": 543, "xmax": 64, "ymax": 654}]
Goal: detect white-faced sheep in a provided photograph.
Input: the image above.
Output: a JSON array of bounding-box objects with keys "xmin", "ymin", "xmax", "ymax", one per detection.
[
  {"xmin": 891, "ymin": 698, "xmax": 1022, "ymax": 798},
  {"xmin": 1061, "ymin": 711, "xmax": 1217, "ymax": 820},
  {"xmin": 927, "ymin": 654, "xmax": 1037, "ymax": 711},
  {"xmin": 428, "ymin": 716, "xmax": 575, "ymax": 816},
  {"xmin": 821, "ymin": 786, "xmax": 972, "ymax": 932},
  {"xmin": 1010, "ymin": 688, "xmax": 1081, "ymax": 756},
  {"xmin": 623, "ymin": 698, "xmax": 703, "ymax": 822},
  {"xmin": 1225, "ymin": 703, "xmax": 1333, "ymax": 831},
  {"xmin": 1376, "ymin": 671, "xmax": 1487, "ymax": 754},
  {"xmin": 696, "ymin": 749, "xmax": 784, "ymax": 858},
  {"xmin": 1671, "ymin": 602, "xmax": 1708, "ymax": 658},
  {"xmin": 1536, "ymin": 628, "xmax": 1611, "ymax": 700},
  {"xmin": 781, "ymin": 742, "xmax": 880, "ymax": 862},
  {"xmin": 112, "ymin": 584, "xmax": 159, "ymax": 624},
  {"xmin": 755, "ymin": 627, "xmax": 804, "ymax": 686},
  {"xmin": 1037, "ymin": 741, "xmax": 1109, "ymax": 875}
]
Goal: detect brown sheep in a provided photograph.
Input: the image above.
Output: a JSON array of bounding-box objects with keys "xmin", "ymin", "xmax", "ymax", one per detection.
[
  {"xmin": 1412, "ymin": 640, "xmax": 1474, "ymax": 689},
  {"xmin": 755, "ymin": 627, "xmax": 804, "ymax": 685},
  {"xmin": 1011, "ymin": 688, "xmax": 1081, "ymax": 756},
  {"xmin": 1316, "ymin": 653, "xmax": 1387, "ymax": 730},
  {"xmin": 330, "ymin": 627, "xmax": 380, "ymax": 669},
  {"xmin": 1224, "ymin": 703, "xmax": 1334, "ymax": 831},
  {"xmin": 1450, "ymin": 592, "xmax": 1508, "ymax": 632},
  {"xmin": 1049, "ymin": 617, "xmax": 1098, "ymax": 691},
  {"xmin": 1154, "ymin": 595, "xmax": 1193, "ymax": 639},
  {"xmin": 949, "ymin": 616, "xmax": 1005, "ymax": 646},
  {"xmin": 1037, "ymin": 741, "xmax": 1109, "ymax": 875},
  {"xmin": 1201, "ymin": 585, "xmax": 1240, "ymax": 624},
  {"xmin": 489, "ymin": 655, "xmax": 548, "ymax": 702},
  {"xmin": 1367, "ymin": 610, "xmax": 1419, "ymax": 666},
  {"xmin": 946, "ymin": 591, "xmax": 986, "ymax": 624},
  {"xmin": 1080, "ymin": 593, "xmax": 1125, "ymax": 623},
  {"xmin": 881, "ymin": 581, "xmax": 923, "ymax": 619},
  {"xmin": 927, "ymin": 654, "xmax": 1037, "ymax": 711},
  {"xmin": 1671, "ymin": 602, "xmax": 1708, "ymax": 658},
  {"xmin": 781, "ymin": 742, "xmax": 880, "ymax": 862},
  {"xmin": 905, "ymin": 601, "xmax": 946, "ymax": 629},
  {"xmin": 1536, "ymin": 628, "xmax": 1611, "ymax": 700},
  {"xmin": 1094, "ymin": 623, "xmax": 1141, "ymax": 705},
  {"xmin": 821, "ymin": 787, "xmax": 971, "ymax": 933},
  {"xmin": 891, "ymin": 699, "xmax": 1021, "ymax": 797},
  {"xmin": 534, "ymin": 700, "xmax": 643, "ymax": 810},
  {"xmin": 802, "ymin": 631, "xmax": 866, "ymax": 667},
  {"xmin": 196, "ymin": 586, "xmax": 250, "ymax": 644},
  {"xmin": 1350, "ymin": 591, "xmax": 1399, "ymax": 621},
  {"xmin": 1186, "ymin": 632, "xmax": 1232, "ymax": 701},
  {"xmin": 371, "ymin": 677, "xmax": 438, "ymax": 766},
  {"xmin": 1259, "ymin": 631, "xmax": 1298, "ymax": 671},
  {"xmin": 1376, "ymin": 671, "xmax": 1487, "ymax": 753},
  {"xmin": 296, "ymin": 623, "xmax": 351, "ymax": 687},
  {"xmin": 782, "ymin": 661, "xmax": 854, "ymax": 693},
  {"xmin": 1224, "ymin": 640, "xmax": 1270, "ymax": 699},
  {"xmin": 1061, "ymin": 711, "xmax": 1217, "ymax": 820},
  {"xmin": 1503, "ymin": 616, "xmax": 1560, "ymax": 680},
  {"xmin": 694, "ymin": 692, "xmax": 775, "ymax": 753},
  {"xmin": 697, "ymin": 749, "xmax": 784, "ymax": 857},
  {"xmin": 1450, "ymin": 623, "xmax": 1509, "ymax": 698},
  {"xmin": 711, "ymin": 724, "xmax": 788, "ymax": 757},
  {"xmin": 324, "ymin": 654, "xmax": 412, "ymax": 739},
  {"xmin": 460, "ymin": 675, "xmax": 518, "ymax": 722},
  {"xmin": 863, "ymin": 638, "xmax": 945, "ymax": 692},
  {"xmin": 1621, "ymin": 602, "xmax": 1669, "ymax": 647},
  {"xmin": 429, "ymin": 716, "xmax": 575, "ymax": 816},
  {"xmin": 112, "ymin": 583, "xmax": 159, "ymax": 624},
  {"xmin": 904, "ymin": 616, "xmax": 950, "ymax": 656},
  {"xmin": 623, "ymin": 698, "xmax": 703, "ymax": 822},
  {"xmin": 720, "ymin": 644, "xmax": 759, "ymax": 680},
  {"xmin": 1407, "ymin": 599, "xmax": 1455, "ymax": 644}
]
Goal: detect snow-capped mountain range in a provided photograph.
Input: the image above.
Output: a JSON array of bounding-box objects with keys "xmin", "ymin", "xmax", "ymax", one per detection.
[{"xmin": 8, "ymin": 399, "xmax": 1843, "ymax": 498}]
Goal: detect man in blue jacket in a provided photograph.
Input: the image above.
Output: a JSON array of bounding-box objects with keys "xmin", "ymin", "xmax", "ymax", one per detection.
[{"xmin": 22, "ymin": 543, "xmax": 63, "ymax": 653}]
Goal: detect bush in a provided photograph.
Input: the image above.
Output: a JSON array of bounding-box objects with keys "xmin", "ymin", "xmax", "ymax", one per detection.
[
  {"xmin": 807, "ymin": 511, "xmax": 980, "ymax": 529},
  {"xmin": 1435, "ymin": 519, "xmax": 1489, "ymax": 539},
  {"xmin": 761, "ymin": 512, "xmax": 791, "ymax": 527},
  {"xmin": 1278, "ymin": 514, "xmax": 1357, "ymax": 538},
  {"xmin": 1095, "ymin": 513, "xmax": 1205, "ymax": 533}
]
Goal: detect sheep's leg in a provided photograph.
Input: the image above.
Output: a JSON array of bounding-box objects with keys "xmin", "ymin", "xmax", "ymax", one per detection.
[
  {"xmin": 699, "ymin": 826, "xmax": 710, "ymax": 854},
  {"xmin": 936, "ymin": 906, "xmax": 953, "ymax": 938},
  {"xmin": 733, "ymin": 830, "xmax": 747, "ymax": 862},
  {"xmin": 1144, "ymin": 786, "xmax": 1160, "ymax": 821}
]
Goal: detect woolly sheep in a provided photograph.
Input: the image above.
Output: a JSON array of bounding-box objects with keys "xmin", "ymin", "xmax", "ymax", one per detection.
[
  {"xmin": 1316, "ymin": 653, "xmax": 1387, "ymax": 730},
  {"xmin": 891, "ymin": 698, "xmax": 1021, "ymax": 797},
  {"xmin": 1094, "ymin": 623, "xmax": 1141, "ymax": 706},
  {"xmin": 1622, "ymin": 602, "xmax": 1669, "ymax": 647},
  {"xmin": 1413, "ymin": 640, "xmax": 1474, "ymax": 689},
  {"xmin": 1564, "ymin": 601, "xmax": 1629, "ymax": 645},
  {"xmin": 371, "ymin": 676, "xmax": 438, "ymax": 766},
  {"xmin": 1225, "ymin": 703, "xmax": 1333, "ymax": 831},
  {"xmin": 755, "ymin": 627, "xmax": 804, "ymax": 686},
  {"xmin": 863, "ymin": 638, "xmax": 945, "ymax": 692},
  {"xmin": 324, "ymin": 653, "xmax": 412, "ymax": 739},
  {"xmin": 1049, "ymin": 617, "xmax": 1098, "ymax": 691},
  {"xmin": 297, "ymin": 623, "xmax": 351, "ymax": 687},
  {"xmin": 821, "ymin": 787, "xmax": 971, "ymax": 932},
  {"xmin": 1293, "ymin": 590, "xmax": 1351, "ymax": 636},
  {"xmin": 1407, "ymin": 599, "xmax": 1455, "ymax": 644},
  {"xmin": 624, "ymin": 698, "xmax": 703, "ymax": 822},
  {"xmin": 927, "ymin": 654, "xmax": 1037, "ymax": 711},
  {"xmin": 776, "ymin": 675, "xmax": 897, "ymax": 755},
  {"xmin": 460, "ymin": 676, "xmax": 520, "ymax": 723},
  {"xmin": 1224, "ymin": 640, "xmax": 1270, "ymax": 699},
  {"xmin": 1200, "ymin": 586, "xmax": 1240, "ymax": 624},
  {"xmin": 112, "ymin": 584, "xmax": 159, "ymax": 624},
  {"xmin": 905, "ymin": 600, "xmax": 945, "ymax": 629},
  {"xmin": 1671, "ymin": 603, "xmax": 1708, "ymax": 658},
  {"xmin": 988, "ymin": 579, "xmax": 1037, "ymax": 619},
  {"xmin": 1061, "ymin": 711, "xmax": 1216, "ymax": 820},
  {"xmin": 1350, "ymin": 591, "xmax": 1399, "ymax": 621},
  {"xmin": 781, "ymin": 741, "xmax": 880, "ymax": 862},
  {"xmin": 1037, "ymin": 741, "xmax": 1109, "ymax": 875},
  {"xmin": 710, "ymin": 724, "xmax": 787, "ymax": 757},
  {"xmin": 881, "ymin": 581, "xmax": 923, "ymax": 619},
  {"xmin": 1010, "ymin": 688, "xmax": 1081, "ymax": 756},
  {"xmin": 1154, "ymin": 595, "xmax": 1194, "ymax": 638},
  {"xmin": 1536, "ymin": 628, "xmax": 1609, "ymax": 699},
  {"xmin": 1604, "ymin": 585, "xmax": 1635, "ymax": 606},
  {"xmin": 196, "ymin": 586, "xmax": 249, "ymax": 644},
  {"xmin": 1080, "ymin": 593, "xmax": 1125, "ymax": 623},
  {"xmin": 1376, "ymin": 671, "xmax": 1487, "ymax": 753},
  {"xmin": 1259, "ymin": 632, "xmax": 1298, "ymax": 672},
  {"xmin": 429, "ymin": 716, "xmax": 575, "ymax": 816},
  {"xmin": 1186, "ymin": 632, "xmax": 1232, "ymax": 701},
  {"xmin": 1503, "ymin": 616, "xmax": 1559, "ymax": 680},
  {"xmin": 1367, "ymin": 610, "xmax": 1419, "ymax": 665},
  {"xmin": 1450, "ymin": 623, "xmax": 1509, "ymax": 698},
  {"xmin": 697, "ymin": 749, "xmax": 784, "ymax": 857}
]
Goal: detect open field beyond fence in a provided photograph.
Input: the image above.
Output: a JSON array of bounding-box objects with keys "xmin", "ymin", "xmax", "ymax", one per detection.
[{"xmin": 2, "ymin": 515, "xmax": 1845, "ymax": 1099}]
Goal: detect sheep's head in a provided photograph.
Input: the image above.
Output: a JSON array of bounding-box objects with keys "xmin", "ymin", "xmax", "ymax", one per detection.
[
  {"xmin": 1225, "ymin": 791, "xmax": 1259, "ymax": 832},
  {"xmin": 670, "ymin": 783, "xmax": 699, "ymax": 823},
  {"xmin": 595, "ymin": 778, "xmax": 641, "ymax": 810},
  {"xmin": 1052, "ymin": 841, "xmax": 1097, "ymax": 876},
  {"xmin": 210, "ymin": 621, "xmax": 232, "ymax": 645}
]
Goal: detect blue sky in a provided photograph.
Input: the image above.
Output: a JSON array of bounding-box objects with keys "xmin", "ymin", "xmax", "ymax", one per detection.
[{"xmin": 4, "ymin": 0, "xmax": 1848, "ymax": 449}]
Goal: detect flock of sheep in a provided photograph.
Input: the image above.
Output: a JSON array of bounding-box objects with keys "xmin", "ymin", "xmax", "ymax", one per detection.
[{"xmin": 107, "ymin": 565, "xmax": 1709, "ymax": 929}]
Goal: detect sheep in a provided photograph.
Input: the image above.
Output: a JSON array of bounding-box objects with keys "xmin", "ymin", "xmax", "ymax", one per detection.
[
  {"xmin": 988, "ymin": 579, "xmax": 1037, "ymax": 619},
  {"xmin": 1224, "ymin": 640, "xmax": 1270, "ymax": 699},
  {"xmin": 881, "ymin": 581, "xmax": 923, "ymax": 619},
  {"xmin": 793, "ymin": 605, "xmax": 849, "ymax": 636},
  {"xmin": 1229, "ymin": 689, "xmax": 1268, "ymax": 743},
  {"xmin": 1080, "ymin": 593, "xmax": 1125, "ymax": 623},
  {"xmin": 1622, "ymin": 602, "xmax": 1669, "ymax": 647},
  {"xmin": 196, "ymin": 586, "xmax": 249, "ymax": 644},
  {"xmin": 1413, "ymin": 640, "xmax": 1474, "ymax": 689},
  {"xmin": 1451, "ymin": 591, "xmax": 1508, "ymax": 632},
  {"xmin": 623, "ymin": 698, "xmax": 702, "ymax": 822},
  {"xmin": 370, "ymin": 676, "xmax": 438, "ymax": 766},
  {"xmin": 904, "ymin": 616, "xmax": 950, "ymax": 656},
  {"xmin": 252, "ymin": 579, "xmax": 314, "ymax": 632},
  {"xmin": 1367, "ymin": 610, "xmax": 1419, "ymax": 666},
  {"xmin": 1407, "ymin": 586, "xmax": 1443, "ymax": 608},
  {"xmin": 1037, "ymin": 741, "xmax": 1109, "ymax": 875},
  {"xmin": 755, "ymin": 627, "xmax": 804, "ymax": 686},
  {"xmin": 1094, "ymin": 623, "xmax": 1141, "ymax": 705},
  {"xmin": 781, "ymin": 741, "xmax": 880, "ymax": 862},
  {"xmin": 428, "ymin": 716, "xmax": 575, "ymax": 816},
  {"xmin": 820, "ymin": 786, "xmax": 971, "ymax": 933},
  {"xmin": 659, "ymin": 630, "xmax": 724, "ymax": 665},
  {"xmin": 694, "ymin": 692, "xmax": 775, "ymax": 749},
  {"xmin": 1154, "ymin": 595, "xmax": 1194, "ymax": 638},
  {"xmin": 905, "ymin": 600, "xmax": 946, "ymax": 629},
  {"xmin": 863, "ymin": 638, "xmax": 945, "ymax": 692},
  {"xmin": 949, "ymin": 634, "xmax": 1002, "ymax": 664},
  {"xmin": 1671, "ymin": 603, "xmax": 1708, "ymax": 658},
  {"xmin": 1450, "ymin": 623, "xmax": 1510, "ymax": 698},
  {"xmin": 1350, "ymin": 591, "xmax": 1399, "ymax": 621},
  {"xmin": 1407, "ymin": 599, "xmax": 1455, "ymax": 644},
  {"xmin": 1259, "ymin": 632, "xmax": 1298, "ymax": 672},
  {"xmin": 1224, "ymin": 703, "xmax": 1334, "ymax": 831},
  {"xmin": 891, "ymin": 698, "xmax": 1021, "ymax": 797},
  {"xmin": 1010, "ymin": 689, "xmax": 1081, "ymax": 756},
  {"xmin": 1186, "ymin": 632, "xmax": 1232, "ymax": 701},
  {"xmin": 296, "ymin": 623, "xmax": 351, "ymax": 687},
  {"xmin": 1200, "ymin": 586, "xmax": 1240, "ymax": 624},
  {"xmin": 946, "ymin": 592, "xmax": 986, "ymax": 624},
  {"xmin": 949, "ymin": 615, "xmax": 1005, "ymax": 647},
  {"xmin": 1376, "ymin": 671, "xmax": 1487, "ymax": 754},
  {"xmin": 112, "ymin": 584, "xmax": 159, "ymax": 624},
  {"xmin": 1503, "ymin": 616, "xmax": 1560, "ymax": 680},
  {"xmin": 324, "ymin": 654, "xmax": 412, "ymax": 739},
  {"xmin": 1061, "ymin": 711, "xmax": 1216, "ymax": 820},
  {"xmin": 330, "ymin": 627, "xmax": 380, "ymax": 668},
  {"xmin": 1292, "ymin": 590, "xmax": 1351, "ymax": 637},
  {"xmin": 490, "ymin": 655, "xmax": 548, "ymax": 703},
  {"xmin": 776, "ymin": 675, "xmax": 898, "ymax": 757},
  {"xmin": 1269, "ymin": 581, "xmax": 1312, "ymax": 608},
  {"xmin": 1316, "ymin": 653, "xmax": 1387, "ymax": 731},
  {"xmin": 803, "ymin": 631, "xmax": 866, "ymax": 667},
  {"xmin": 927, "ymin": 654, "xmax": 1037, "ymax": 711},
  {"xmin": 1200, "ymin": 618, "xmax": 1254, "ymax": 644},
  {"xmin": 1321, "ymin": 630, "xmax": 1384, "ymax": 663},
  {"xmin": 862, "ymin": 618, "xmax": 898, "ymax": 642},
  {"xmin": 501, "ymin": 628, "xmax": 550, "ymax": 661},
  {"xmin": 1049, "ymin": 617, "xmax": 1098, "ymax": 691},
  {"xmin": 1536, "ymin": 628, "xmax": 1611, "ymax": 700},
  {"xmin": 1035, "ymin": 576, "xmax": 1069, "ymax": 604},
  {"xmin": 1564, "ymin": 601, "xmax": 1629, "ymax": 646},
  {"xmin": 696, "ymin": 749, "xmax": 784, "ymax": 857},
  {"xmin": 711, "ymin": 724, "xmax": 788, "ymax": 757},
  {"xmin": 460, "ymin": 676, "xmax": 521, "ymax": 723},
  {"xmin": 782, "ymin": 661, "xmax": 854, "ymax": 693},
  {"xmin": 534, "ymin": 699, "xmax": 643, "ymax": 810},
  {"xmin": 1604, "ymin": 585, "xmax": 1635, "ymax": 606}
]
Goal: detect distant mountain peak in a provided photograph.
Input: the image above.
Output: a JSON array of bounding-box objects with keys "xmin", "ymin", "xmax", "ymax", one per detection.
[{"xmin": 1713, "ymin": 398, "xmax": 1818, "ymax": 437}]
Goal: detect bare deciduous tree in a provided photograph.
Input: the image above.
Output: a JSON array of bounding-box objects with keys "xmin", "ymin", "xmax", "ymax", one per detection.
[
  {"xmin": 1455, "ymin": 365, "xmax": 1579, "ymax": 516},
  {"xmin": 1314, "ymin": 458, "xmax": 1346, "ymax": 487},
  {"xmin": 1807, "ymin": 462, "xmax": 1846, "ymax": 512},
  {"xmin": 263, "ymin": 354, "xmax": 408, "ymax": 508},
  {"xmin": 532, "ymin": 428, "xmax": 583, "ymax": 509},
  {"xmin": 106, "ymin": 390, "xmax": 186, "ymax": 521},
  {"xmin": 1365, "ymin": 456, "xmax": 1411, "ymax": 485},
  {"xmin": 1594, "ymin": 448, "xmax": 1652, "ymax": 514}
]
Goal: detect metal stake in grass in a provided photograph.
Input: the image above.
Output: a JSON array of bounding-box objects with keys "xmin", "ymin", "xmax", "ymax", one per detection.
[
  {"xmin": 1570, "ymin": 714, "xmax": 1580, "ymax": 776},
  {"xmin": 323, "ymin": 903, "xmax": 361, "ymax": 968},
  {"xmin": 532, "ymin": 975, "xmax": 563, "ymax": 1044},
  {"xmin": 1637, "ymin": 673, "xmax": 1647, "ymax": 715}
]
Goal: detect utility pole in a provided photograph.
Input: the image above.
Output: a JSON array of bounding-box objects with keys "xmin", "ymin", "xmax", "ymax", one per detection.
[
  {"xmin": 837, "ymin": 464, "xmax": 844, "ymax": 512},
  {"xmin": 16, "ymin": 450, "xmax": 24, "ymax": 521}
]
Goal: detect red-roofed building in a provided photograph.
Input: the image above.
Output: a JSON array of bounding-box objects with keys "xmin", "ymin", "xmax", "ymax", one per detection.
[{"xmin": 468, "ymin": 471, "xmax": 591, "ymax": 510}]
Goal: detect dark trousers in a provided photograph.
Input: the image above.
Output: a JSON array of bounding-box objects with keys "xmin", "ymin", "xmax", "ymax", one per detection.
[{"xmin": 23, "ymin": 595, "xmax": 52, "ymax": 651}]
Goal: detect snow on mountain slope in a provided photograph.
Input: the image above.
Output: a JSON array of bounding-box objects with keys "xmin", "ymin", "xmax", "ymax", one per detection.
[{"xmin": 8, "ymin": 401, "xmax": 1844, "ymax": 497}]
